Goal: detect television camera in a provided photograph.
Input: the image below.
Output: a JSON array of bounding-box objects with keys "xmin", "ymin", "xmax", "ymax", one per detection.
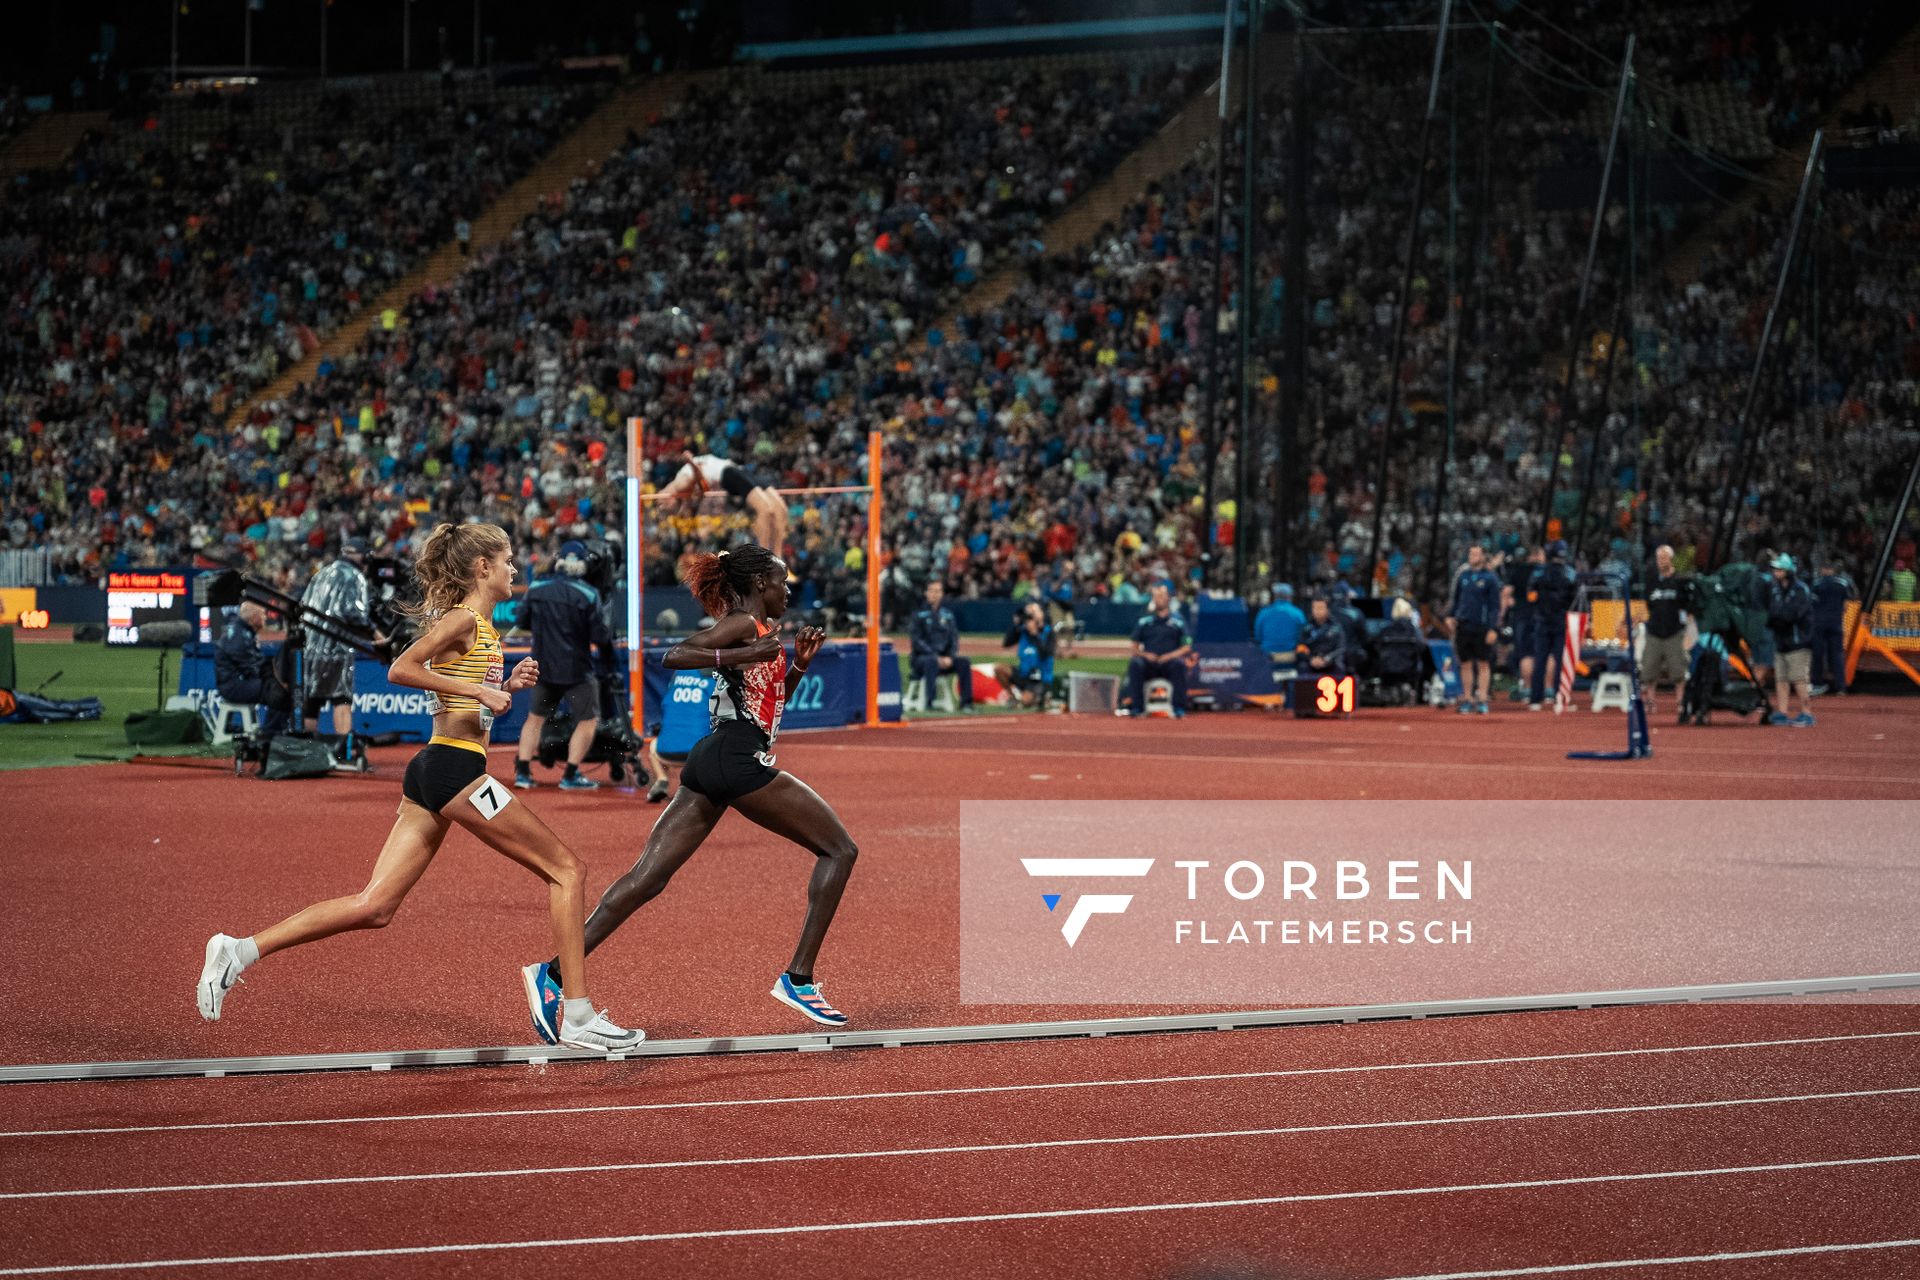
[{"xmin": 197, "ymin": 554, "xmax": 420, "ymax": 772}]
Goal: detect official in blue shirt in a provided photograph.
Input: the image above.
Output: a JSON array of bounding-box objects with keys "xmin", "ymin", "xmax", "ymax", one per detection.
[
  {"xmin": 214, "ymin": 602, "xmax": 290, "ymax": 739},
  {"xmin": 513, "ymin": 541, "xmax": 615, "ymax": 790},
  {"xmin": 1809, "ymin": 563, "xmax": 1856, "ymax": 695},
  {"xmin": 908, "ymin": 580, "xmax": 973, "ymax": 709},
  {"xmin": 1253, "ymin": 584, "xmax": 1307, "ymax": 704},
  {"xmin": 1526, "ymin": 540, "xmax": 1580, "ymax": 708},
  {"xmin": 1300, "ymin": 597, "xmax": 1349, "ymax": 679},
  {"xmin": 1764, "ymin": 554, "xmax": 1816, "ymax": 726},
  {"xmin": 1126, "ymin": 582, "xmax": 1192, "ymax": 716},
  {"xmin": 1448, "ymin": 544, "xmax": 1504, "ymax": 714}
]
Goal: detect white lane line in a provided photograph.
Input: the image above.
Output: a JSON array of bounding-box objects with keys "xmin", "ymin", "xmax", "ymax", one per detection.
[
  {"xmin": 9, "ymin": 1029, "xmax": 1916, "ymax": 1140},
  {"xmin": 6, "ymin": 1085, "xmax": 1916, "ymax": 1201},
  {"xmin": 1377, "ymin": 1238, "xmax": 1920, "ymax": 1278},
  {"xmin": 1, "ymin": 1154, "xmax": 1914, "ymax": 1275},
  {"xmin": 817, "ymin": 740, "xmax": 1920, "ymax": 786}
]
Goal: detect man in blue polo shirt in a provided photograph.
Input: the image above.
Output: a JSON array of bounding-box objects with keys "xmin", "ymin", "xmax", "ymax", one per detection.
[
  {"xmin": 514, "ymin": 540, "xmax": 615, "ymax": 791},
  {"xmin": 1253, "ymin": 583, "xmax": 1307, "ymax": 704},
  {"xmin": 1505, "ymin": 545, "xmax": 1543, "ymax": 698},
  {"xmin": 1125, "ymin": 582, "xmax": 1192, "ymax": 717},
  {"xmin": 1448, "ymin": 543, "xmax": 1503, "ymax": 715},
  {"xmin": 908, "ymin": 579, "xmax": 973, "ymax": 710},
  {"xmin": 1809, "ymin": 561, "xmax": 1855, "ymax": 696},
  {"xmin": 1526, "ymin": 540, "xmax": 1580, "ymax": 709}
]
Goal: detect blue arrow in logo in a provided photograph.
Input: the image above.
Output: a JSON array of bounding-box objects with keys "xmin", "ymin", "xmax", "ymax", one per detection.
[{"xmin": 1042, "ymin": 894, "xmax": 1062, "ymax": 912}]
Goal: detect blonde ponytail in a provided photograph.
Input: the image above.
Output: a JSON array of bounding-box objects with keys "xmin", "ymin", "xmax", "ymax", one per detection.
[{"xmin": 401, "ymin": 522, "xmax": 510, "ymax": 620}]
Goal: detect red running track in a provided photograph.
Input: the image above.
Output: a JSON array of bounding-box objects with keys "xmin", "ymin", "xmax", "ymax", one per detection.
[
  {"xmin": 3, "ymin": 699, "xmax": 1917, "ymax": 1275},
  {"xmin": 2, "ymin": 1004, "xmax": 1917, "ymax": 1278},
  {"xmin": 2, "ymin": 700, "xmax": 1917, "ymax": 1066}
]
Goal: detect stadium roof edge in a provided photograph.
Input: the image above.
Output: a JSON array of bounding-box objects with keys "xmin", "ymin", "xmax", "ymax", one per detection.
[{"xmin": 735, "ymin": 14, "xmax": 1238, "ymax": 70}]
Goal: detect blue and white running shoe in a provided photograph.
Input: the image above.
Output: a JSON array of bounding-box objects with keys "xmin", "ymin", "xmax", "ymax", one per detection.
[
  {"xmin": 771, "ymin": 973, "xmax": 848, "ymax": 1026},
  {"xmin": 520, "ymin": 961, "xmax": 562, "ymax": 1045}
]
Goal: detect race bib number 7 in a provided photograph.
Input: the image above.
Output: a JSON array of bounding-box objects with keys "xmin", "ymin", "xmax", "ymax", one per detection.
[{"xmin": 468, "ymin": 776, "xmax": 514, "ymax": 821}]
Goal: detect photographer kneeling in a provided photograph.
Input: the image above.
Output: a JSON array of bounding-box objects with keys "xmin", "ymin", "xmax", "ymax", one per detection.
[
  {"xmin": 215, "ymin": 602, "xmax": 291, "ymax": 740},
  {"xmin": 514, "ymin": 541, "xmax": 615, "ymax": 791},
  {"xmin": 1002, "ymin": 601, "xmax": 1056, "ymax": 709}
]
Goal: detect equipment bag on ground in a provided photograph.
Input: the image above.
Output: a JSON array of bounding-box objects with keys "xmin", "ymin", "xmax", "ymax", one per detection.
[
  {"xmin": 261, "ymin": 734, "xmax": 337, "ymax": 780},
  {"xmin": 123, "ymin": 709, "xmax": 204, "ymax": 745},
  {"xmin": 2, "ymin": 690, "xmax": 105, "ymax": 724}
]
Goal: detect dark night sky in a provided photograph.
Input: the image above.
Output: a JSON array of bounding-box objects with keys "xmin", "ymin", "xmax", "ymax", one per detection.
[
  {"xmin": 7, "ymin": 0, "xmax": 687, "ymax": 97},
  {"xmin": 5, "ymin": 0, "xmax": 1223, "ymax": 99}
]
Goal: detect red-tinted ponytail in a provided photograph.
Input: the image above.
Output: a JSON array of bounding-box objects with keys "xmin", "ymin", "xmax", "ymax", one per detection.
[{"xmin": 683, "ymin": 543, "xmax": 779, "ymax": 617}]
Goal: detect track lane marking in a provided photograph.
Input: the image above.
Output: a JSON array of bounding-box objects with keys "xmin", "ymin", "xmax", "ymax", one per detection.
[
  {"xmin": 7, "ymin": 1029, "xmax": 1916, "ymax": 1139},
  {"xmin": 1, "ymin": 1155, "xmax": 1915, "ymax": 1274},
  {"xmin": 1376, "ymin": 1238, "xmax": 1920, "ymax": 1278},
  {"xmin": 5, "ymin": 1085, "xmax": 1916, "ymax": 1200},
  {"xmin": 847, "ymin": 719, "xmax": 1909, "ymax": 761},
  {"xmin": 815, "ymin": 740, "xmax": 1920, "ymax": 787}
]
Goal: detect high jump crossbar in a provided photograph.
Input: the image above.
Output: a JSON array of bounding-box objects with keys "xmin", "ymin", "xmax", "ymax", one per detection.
[{"xmin": 625, "ymin": 419, "xmax": 884, "ymax": 738}]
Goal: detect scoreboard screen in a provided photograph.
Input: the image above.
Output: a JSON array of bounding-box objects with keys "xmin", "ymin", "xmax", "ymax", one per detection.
[{"xmin": 106, "ymin": 572, "xmax": 189, "ymax": 646}]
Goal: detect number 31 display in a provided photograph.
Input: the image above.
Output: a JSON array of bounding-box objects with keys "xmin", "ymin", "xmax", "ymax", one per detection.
[{"xmin": 1297, "ymin": 674, "xmax": 1355, "ymax": 718}]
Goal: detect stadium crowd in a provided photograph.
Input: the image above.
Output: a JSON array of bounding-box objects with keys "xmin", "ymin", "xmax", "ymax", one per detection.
[
  {"xmin": 1, "ymin": 82, "xmax": 601, "ymax": 584},
  {"xmin": 20, "ymin": 58, "xmax": 1195, "ymax": 591},
  {"xmin": 3, "ymin": 3, "xmax": 1916, "ymax": 618}
]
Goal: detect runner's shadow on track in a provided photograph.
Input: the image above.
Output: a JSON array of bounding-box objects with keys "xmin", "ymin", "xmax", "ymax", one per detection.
[
  {"xmin": 842, "ymin": 1003, "xmax": 938, "ymax": 1029},
  {"xmin": 1165, "ymin": 1261, "xmax": 1329, "ymax": 1280}
]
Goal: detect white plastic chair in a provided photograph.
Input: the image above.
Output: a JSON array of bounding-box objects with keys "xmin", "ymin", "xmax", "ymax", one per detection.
[
  {"xmin": 1590, "ymin": 673, "xmax": 1634, "ymax": 713},
  {"xmin": 210, "ymin": 701, "xmax": 261, "ymax": 745}
]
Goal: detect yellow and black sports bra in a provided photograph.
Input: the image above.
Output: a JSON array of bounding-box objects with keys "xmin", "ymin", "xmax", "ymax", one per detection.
[{"xmin": 426, "ymin": 606, "xmax": 505, "ymax": 730}]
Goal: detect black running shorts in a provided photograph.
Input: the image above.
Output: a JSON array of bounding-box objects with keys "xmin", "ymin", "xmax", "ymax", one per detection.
[
  {"xmin": 530, "ymin": 678, "xmax": 600, "ymax": 720},
  {"xmin": 680, "ymin": 719, "xmax": 778, "ymax": 807},
  {"xmin": 402, "ymin": 743, "xmax": 489, "ymax": 813},
  {"xmin": 1454, "ymin": 627, "xmax": 1496, "ymax": 662}
]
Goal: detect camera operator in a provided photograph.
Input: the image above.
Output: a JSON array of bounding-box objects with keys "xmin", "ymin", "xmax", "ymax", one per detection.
[
  {"xmin": 300, "ymin": 536, "xmax": 386, "ymax": 764},
  {"xmin": 514, "ymin": 541, "xmax": 615, "ymax": 791},
  {"xmin": 214, "ymin": 602, "xmax": 291, "ymax": 739},
  {"xmin": 1002, "ymin": 600, "xmax": 1056, "ymax": 709}
]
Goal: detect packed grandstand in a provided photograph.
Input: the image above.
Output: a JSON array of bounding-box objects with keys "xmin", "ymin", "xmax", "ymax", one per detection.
[{"xmin": 3, "ymin": 0, "xmax": 1917, "ymax": 624}]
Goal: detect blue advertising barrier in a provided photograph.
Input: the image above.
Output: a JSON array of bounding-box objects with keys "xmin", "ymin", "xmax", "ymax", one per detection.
[
  {"xmin": 653, "ymin": 641, "xmax": 899, "ymax": 754},
  {"xmin": 1192, "ymin": 596, "xmax": 1251, "ymax": 644},
  {"xmin": 1189, "ymin": 638, "xmax": 1463, "ymax": 707},
  {"xmin": 176, "ymin": 638, "xmax": 899, "ymax": 744},
  {"xmin": 1189, "ymin": 642, "xmax": 1274, "ymax": 705}
]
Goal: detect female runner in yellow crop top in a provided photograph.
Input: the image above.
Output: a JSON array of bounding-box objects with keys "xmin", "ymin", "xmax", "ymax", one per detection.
[{"xmin": 194, "ymin": 522, "xmax": 641, "ymax": 1051}]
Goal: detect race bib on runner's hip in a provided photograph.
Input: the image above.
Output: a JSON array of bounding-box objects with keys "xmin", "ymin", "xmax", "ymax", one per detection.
[{"xmin": 468, "ymin": 775, "xmax": 513, "ymax": 821}]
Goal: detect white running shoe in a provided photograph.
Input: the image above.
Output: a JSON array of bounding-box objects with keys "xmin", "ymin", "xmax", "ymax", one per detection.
[
  {"xmin": 558, "ymin": 1009, "xmax": 645, "ymax": 1052},
  {"xmin": 196, "ymin": 933, "xmax": 244, "ymax": 1021}
]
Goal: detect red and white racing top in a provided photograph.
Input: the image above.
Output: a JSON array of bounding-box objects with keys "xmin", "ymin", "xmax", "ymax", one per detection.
[{"xmin": 710, "ymin": 615, "xmax": 786, "ymax": 744}]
